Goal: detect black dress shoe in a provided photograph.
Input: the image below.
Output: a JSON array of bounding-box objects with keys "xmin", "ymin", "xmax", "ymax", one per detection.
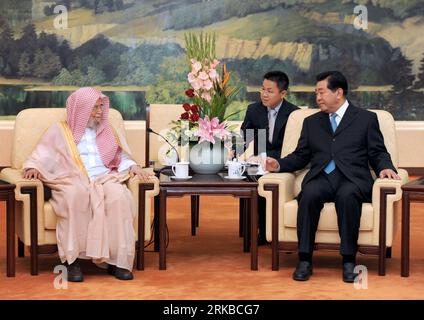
[
  {"xmin": 342, "ymin": 262, "xmax": 358, "ymax": 283},
  {"xmin": 66, "ymin": 259, "xmax": 84, "ymax": 282},
  {"xmin": 292, "ymin": 261, "xmax": 313, "ymax": 281},
  {"xmin": 107, "ymin": 265, "xmax": 134, "ymax": 280}
]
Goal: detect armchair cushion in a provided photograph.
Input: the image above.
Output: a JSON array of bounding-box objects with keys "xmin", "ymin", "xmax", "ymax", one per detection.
[{"xmin": 44, "ymin": 202, "xmax": 56, "ymax": 230}]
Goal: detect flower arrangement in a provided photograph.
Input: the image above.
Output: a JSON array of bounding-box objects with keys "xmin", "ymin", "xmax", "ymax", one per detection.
[{"xmin": 166, "ymin": 32, "xmax": 240, "ymax": 153}]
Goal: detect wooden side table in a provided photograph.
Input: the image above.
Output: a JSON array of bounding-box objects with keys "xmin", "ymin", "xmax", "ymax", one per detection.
[
  {"xmin": 157, "ymin": 172, "xmax": 259, "ymax": 271},
  {"xmin": 401, "ymin": 177, "xmax": 424, "ymax": 277},
  {"xmin": 0, "ymin": 180, "xmax": 16, "ymax": 277}
]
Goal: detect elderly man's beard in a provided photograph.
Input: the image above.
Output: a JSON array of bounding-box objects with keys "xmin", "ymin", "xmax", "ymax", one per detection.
[{"xmin": 87, "ymin": 117, "xmax": 99, "ymax": 129}]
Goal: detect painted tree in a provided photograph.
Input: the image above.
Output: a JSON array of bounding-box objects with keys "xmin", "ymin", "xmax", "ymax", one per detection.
[
  {"xmin": 413, "ymin": 53, "xmax": 424, "ymax": 90},
  {"xmin": 18, "ymin": 24, "xmax": 38, "ymax": 54},
  {"xmin": 53, "ymin": 68, "xmax": 74, "ymax": 85},
  {"xmin": 0, "ymin": 21, "xmax": 15, "ymax": 76},
  {"xmin": 389, "ymin": 49, "xmax": 415, "ymax": 95},
  {"xmin": 386, "ymin": 49, "xmax": 418, "ymax": 119},
  {"xmin": 58, "ymin": 40, "xmax": 73, "ymax": 68},
  {"xmin": 18, "ymin": 52, "xmax": 32, "ymax": 77},
  {"xmin": 38, "ymin": 32, "xmax": 60, "ymax": 53},
  {"xmin": 33, "ymin": 48, "xmax": 62, "ymax": 79},
  {"xmin": 86, "ymin": 66, "xmax": 106, "ymax": 84}
]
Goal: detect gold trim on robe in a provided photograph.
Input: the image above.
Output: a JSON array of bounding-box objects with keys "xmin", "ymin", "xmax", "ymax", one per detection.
[
  {"xmin": 59, "ymin": 121, "xmax": 90, "ymax": 179},
  {"xmin": 111, "ymin": 124, "xmax": 123, "ymax": 150}
]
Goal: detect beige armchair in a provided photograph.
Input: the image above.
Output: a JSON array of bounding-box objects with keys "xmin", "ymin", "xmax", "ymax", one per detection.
[
  {"xmin": 258, "ymin": 108, "xmax": 409, "ymax": 275},
  {"xmin": 145, "ymin": 104, "xmax": 186, "ymax": 167},
  {"xmin": 0, "ymin": 108, "xmax": 159, "ymax": 275}
]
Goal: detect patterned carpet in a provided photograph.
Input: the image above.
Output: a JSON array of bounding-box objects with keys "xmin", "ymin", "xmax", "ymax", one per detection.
[{"xmin": 1, "ymin": 195, "xmax": 424, "ymax": 300}]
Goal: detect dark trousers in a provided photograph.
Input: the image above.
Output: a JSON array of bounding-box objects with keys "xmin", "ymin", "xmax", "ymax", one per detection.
[{"xmin": 297, "ymin": 168, "xmax": 369, "ymax": 256}]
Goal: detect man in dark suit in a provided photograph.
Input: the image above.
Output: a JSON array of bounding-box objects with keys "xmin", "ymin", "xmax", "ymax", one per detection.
[
  {"xmin": 235, "ymin": 71, "xmax": 298, "ymax": 244},
  {"xmin": 265, "ymin": 71, "xmax": 400, "ymax": 282},
  {"xmin": 238, "ymin": 71, "xmax": 299, "ymax": 160}
]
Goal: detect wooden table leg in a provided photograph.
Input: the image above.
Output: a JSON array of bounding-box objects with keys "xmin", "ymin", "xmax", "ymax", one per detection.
[
  {"xmin": 137, "ymin": 183, "xmax": 154, "ymax": 270},
  {"xmin": 243, "ymin": 199, "xmax": 251, "ymax": 253},
  {"xmin": 401, "ymin": 191, "xmax": 410, "ymax": 277},
  {"xmin": 239, "ymin": 198, "xmax": 244, "ymax": 238},
  {"xmin": 137, "ymin": 185, "xmax": 146, "ymax": 270},
  {"xmin": 378, "ymin": 187, "xmax": 395, "ymax": 276},
  {"xmin": 191, "ymin": 195, "xmax": 198, "ymax": 236},
  {"xmin": 22, "ymin": 187, "xmax": 38, "ymax": 276},
  {"xmin": 264, "ymin": 184, "xmax": 280, "ymax": 271},
  {"xmin": 251, "ymin": 189, "xmax": 258, "ymax": 270},
  {"xmin": 154, "ymin": 195, "xmax": 160, "ymax": 252},
  {"xmin": 6, "ymin": 191, "xmax": 15, "ymax": 277},
  {"xmin": 195, "ymin": 195, "xmax": 200, "ymax": 227},
  {"xmin": 159, "ymin": 189, "xmax": 167, "ymax": 270}
]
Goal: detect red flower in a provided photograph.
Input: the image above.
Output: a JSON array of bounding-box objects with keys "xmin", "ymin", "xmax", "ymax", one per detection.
[
  {"xmin": 190, "ymin": 113, "xmax": 200, "ymax": 122},
  {"xmin": 190, "ymin": 104, "xmax": 199, "ymax": 114},
  {"xmin": 180, "ymin": 112, "xmax": 189, "ymax": 120},
  {"xmin": 182, "ymin": 103, "xmax": 191, "ymax": 111},
  {"xmin": 185, "ymin": 89, "xmax": 195, "ymax": 97}
]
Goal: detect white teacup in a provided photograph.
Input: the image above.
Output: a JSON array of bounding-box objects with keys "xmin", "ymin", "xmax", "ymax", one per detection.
[
  {"xmin": 228, "ymin": 161, "xmax": 246, "ymax": 178},
  {"xmin": 172, "ymin": 161, "xmax": 189, "ymax": 178},
  {"xmin": 256, "ymin": 152, "xmax": 267, "ymax": 174}
]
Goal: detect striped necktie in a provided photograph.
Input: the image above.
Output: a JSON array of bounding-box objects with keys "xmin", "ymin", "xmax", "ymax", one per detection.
[{"xmin": 268, "ymin": 108, "xmax": 278, "ymax": 144}]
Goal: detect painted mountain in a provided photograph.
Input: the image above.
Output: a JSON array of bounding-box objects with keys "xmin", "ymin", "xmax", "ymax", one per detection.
[{"xmin": 0, "ymin": 0, "xmax": 423, "ymax": 120}]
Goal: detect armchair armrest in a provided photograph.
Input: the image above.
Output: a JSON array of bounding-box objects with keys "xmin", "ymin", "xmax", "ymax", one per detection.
[
  {"xmin": 0, "ymin": 167, "xmax": 45, "ymax": 202},
  {"xmin": 258, "ymin": 172, "xmax": 296, "ymax": 270},
  {"xmin": 0, "ymin": 167, "xmax": 43, "ymax": 189},
  {"xmin": 258, "ymin": 173, "xmax": 296, "ymax": 234},
  {"xmin": 0, "ymin": 167, "xmax": 46, "ymax": 245},
  {"xmin": 397, "ymin": 168, "xmax": 409, "ymax": 185},
  {"xmin": 126, "ymin": 173, "xmax": 159, "ymax": 270},
  {"xmin": 371, "ymin": 168, "xmax": 409, "ymax": 248},
  {"xmin": 126, "ymin": 173, "xmax": 160, "ymax": 233},
  {"xmin": 258, "ymin": 172, "xmax": 296, "ymax": 203},
  {"xmin": 126, "ymin": 174, "xmax": 160, "ymax": 198},
  {"xmin": 372, "ymin": 172, "xmax": 407, "ymax": 205}
]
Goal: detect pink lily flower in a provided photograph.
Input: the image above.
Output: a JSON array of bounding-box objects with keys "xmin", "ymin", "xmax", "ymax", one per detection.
[{"xmin": 195, "ymin": 116, "xmax": 230, "ymax": 144}]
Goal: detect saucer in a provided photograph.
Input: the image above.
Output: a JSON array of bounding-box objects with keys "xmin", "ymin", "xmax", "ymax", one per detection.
[
  {"xmin": 170, "ymin": 175, "xmax": 192, "ymax": 180},
  {"xmin": 223, "ymin": 176, "xmax": 246, "ymax": 180}
]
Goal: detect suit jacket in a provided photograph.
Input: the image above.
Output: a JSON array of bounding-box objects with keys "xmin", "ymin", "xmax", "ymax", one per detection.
[
  {"xmin": 239, "ymin": 100, "xmax": 299, "ymax": 159},
  {"xmin": 277, "ymin": 103, "xmax": 396, "ymax": 197}
]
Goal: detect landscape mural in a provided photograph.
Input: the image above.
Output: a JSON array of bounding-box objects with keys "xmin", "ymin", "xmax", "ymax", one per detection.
[{"xmin": 0, "ymin": 0, "xmax": 423, "ymax": 120}]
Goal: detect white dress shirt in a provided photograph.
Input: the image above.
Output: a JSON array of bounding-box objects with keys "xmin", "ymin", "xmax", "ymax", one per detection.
[
  {"xmin": 267, "ymin": 100, "xmax": 283, "ymax": 115},
  {"xmin": 330, "ymin": 99, "xmax": 349, "ymax": 125},
  {"xmin": 77, "ymin": 127, "xmax": 136, "ymax": 180},
  {"xmin": 267, "ymin": 100, "xmax": 283, "ymax": 143}
]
